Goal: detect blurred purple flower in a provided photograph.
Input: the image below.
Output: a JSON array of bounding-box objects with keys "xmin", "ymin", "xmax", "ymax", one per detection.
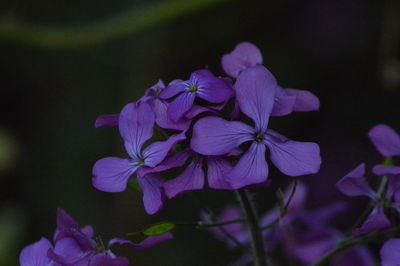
[
  {"xmin": 336, "ymin": 163, "xmax": 393, "ymax": 236},
  {"xmin": 92, "ymin": 101, "xmax": 186, "ymax": 214},
  {"xmin": 159, "ymin": 69, "xmax": 234, "ymax": 122},
  {"xmin": 191, "ymin": 66, "xmax": 321, "ymax": 188},
  {"xmin": 20, "ymin": 209, "xmax": 173, "ymax": 266},
  {"xmin": 221, "ymin": 42, "xmax": 320, "ymax": 116},
  {"xmin": 368, "ymin": 124, "xmax": 400, "ymax": 158}
]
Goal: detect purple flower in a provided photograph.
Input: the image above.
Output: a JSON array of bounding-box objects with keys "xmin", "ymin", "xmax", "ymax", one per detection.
[
  {"xmin": 159, "ymin": 69, "xmax": 234, "ymax": 122},
  {"xmin": 191, "ymin": 66, "xmax": 321, "ymax": 188},
  {"xmin": 20, "ymin": 209, "xmax": 173, "ymax": 266},
  {"xmin": 221, "ymin": 42, "xmax": 320, "ymax": 116},
  {"xmin": 92, "ymin": 101, "xmax": 186, "ymax": 214},
  {"xmin": 336, "ymin": 164, "xmax": 392, "ymax": 235},
  {"xmin": 380, "ymin": 238, "xmax": 400, "ymax": 266}
]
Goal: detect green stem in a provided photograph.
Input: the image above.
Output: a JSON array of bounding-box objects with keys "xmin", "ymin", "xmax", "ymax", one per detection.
[
  {"xmin": 0, "ymin": 0, "xmax": 230, "ymax": 50},
  {"xmin": 236, "ymin": 189, "xmax": 268, "ymax": 266},
  {"xmin": 312, "ymin": 226, "xmax": 400, "ymax": 266}
]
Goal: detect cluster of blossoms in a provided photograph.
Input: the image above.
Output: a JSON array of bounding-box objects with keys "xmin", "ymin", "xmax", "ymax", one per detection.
[
  {"xmin": 19, "ymin": 209, "xmax": 172, "ymax": 265},
  {"xmin": 20, "ymin": 42, "xmax": 400, "ymax": 266},
  {"xmin": 336, "ymin": 124, "xmax": 400, "ymax": 266},
  {"xmin": 92, "ymin": 42, "xmax": 321, "ymax": 214}
]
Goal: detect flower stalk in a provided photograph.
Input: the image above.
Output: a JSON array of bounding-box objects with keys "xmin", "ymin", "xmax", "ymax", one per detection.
[{"xmin": 235, "ymin": 189, "xmax": 268, "ymax": 266}]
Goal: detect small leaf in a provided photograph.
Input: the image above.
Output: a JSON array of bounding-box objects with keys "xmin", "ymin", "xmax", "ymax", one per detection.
[
  {"xmin": 128, "ymin": 179, "xmax": 142, "ymax": 193},
  {"xmin": 143, "ymin": 222, "xmax": 175, "ymax": 236}
]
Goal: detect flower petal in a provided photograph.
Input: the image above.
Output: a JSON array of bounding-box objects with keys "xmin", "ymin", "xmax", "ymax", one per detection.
[
  {"xmin": 264, "ymin": 130, "xmax": 321, "ymax": 176},
  {"xmin": 137, "ymin": 174, "xmax": 165, "ymax": 215},
  {"xmin": 193, "ymin": 70, "xmax": 234, "ymax": 103},
  {"xmin": 143, "ymin": 131, "xmax": 186, "ymax": 167},
  {"xmin": 191, "ymin": 116, "xmax": 254, "ymax": 155},
  {"xmin": 152, "ymin": 98, "xmax": 190, "ymax": 130},
  {"xmin": 226, "ymin": 142, "xmax": 268, "ymax": 189},
  {"xmin": 109, "ymin": 233, "xmax": 173, "ymax": 251},
  {"xmin": 163, "ymin": 158, "xmax": 205, "ymax": 198},
  {"xmin": 95, "ymin": 114, "xmax": 119, "ymax": 128},
  {"xmin": 137, "ymin": 149, "xmax": 193, "ymax": 177},
  {"xmin": 333, "ymin": 246, "xmax": 374, "ymax": 266},
  {"xmin": 368, "ymin": 124, "xmax": 400, "ymax": 157},
  {"xmin": 167, "ymin": 92, "xmax": 196, "ymax": 122},
  {"xmin": 373, "ymin": 165, "xmax": 400, "ymax": 176},
  {"xmin": 235, "ymin": 65, "xmax": 277, "ymax": 131},
  {"xmin": 48, "ymin": 237, "xmax": 92, "ymax": 265},
  {"xmin": 158, "ymin": 82, "xmax": 186, "ymax": 99},
  {"xmin": 352, "ymin": 207, "xmax": 391, "ymax": 236},
  {"xmin": 20, "ymin": 238, "xmax": 54, "ymax": 266},
  {"xmin": 90, "ymin": 253, "xmax": 129, "ymax": 266},
  {"xmin": 270, "ymin": 87, "xmax": 296, "ymax": 117},
  {"xmin": 381, "ymin": 238, "xmax": 400, "ymax": 266},
  {"xmin": 336, "ymin": 163, "xmax": 377, "ymax": 199},
  {"xmin": 92, "ymin": 157, "xmax": 137, "ymax": 192},
  {"xmin": 207, "ymin": 157, "xmax": 233, "ymax": 189},
  {"xmin": 221, "ymin": 42, "xmax": 263, "ymax": 78},
  {"xmin": 56, "ymin": 209, "xmax": 79, "ymax": 231},
  {"xmin": 285, "ymin": 88, "xmax": 320, "ymax": 112},
  {"xmin": 119, "ymin": 102, "xmax": 155, "ymax": 159}
]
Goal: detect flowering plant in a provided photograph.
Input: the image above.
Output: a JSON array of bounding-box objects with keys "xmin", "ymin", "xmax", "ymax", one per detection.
[{"xmin": 20, "ymin": 42, "xmax": 400, "ymax": 266}]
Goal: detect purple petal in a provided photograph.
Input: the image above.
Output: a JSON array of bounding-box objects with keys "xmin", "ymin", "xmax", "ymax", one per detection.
[
  {"xmin": 137, "ymin": 149, "xmax": 193, "ymax": 177},
  {"xmin": 368, "ymin": 124, "xmax": 400, "ymax": 157},
  {"xmin": 193, "ymin": 70, "xmax": 234, "ymax": 103},
  {"xmin": 110, "ymin": 233, "xmax": 174, "ymax": 251},
  {"xmin": 90, "ymin": 253, "xmax": 129, "ymax": 266},
  {"xmin": 167, "ymin": 92, "xmax": 196, "ymax": 122},
  {"xmin": 235, "ymin": 65, "xmax": 277, "ymax": 131},
  {"xmin": 81, "ymin": 226, "xmax": 94, "ymax": 238},
  {"xmin": 264, "ymin": 130, "xmax": 321, "ymax": 176},
  {"xmin": 381, "ymin": 238, "xmax": 400, "ymax": 266},
  {"xmin": 95, "ymin": 114, "xmax": 119, "ymax": 128},
  {"xmin": 20, "ymin": 238, "xmax": 54, "ymax": 266},
  {"xmin": 137, "ymin": 174, "xmax": 165, "ymax": 215},
  {"xmin": 143, "ymin": 80, "xmax": 166, "ymax": 98},
  {"xmin": 48, "ymin": 237, "xmax": 92, "ymax": 265},
  {"xmin": 353, "ymin": 207, "xmax": 391, "ymax": 236},
  {"xmin": 285, "ymin": 88, "xmax": 320, "ymax": 112},
  {"xmin": 270, "ymin": 87, "xmax": 296, "ymax": 117},
  {"xmin": 191, "ymin": 116, "xmax": 254, "ymax": 155},
  {"xmin": 152, "ymin": 98, "xmax": 190, "ymax": 130},
  {"xmin": 119, "ymin": 102, "xmax": 155, "ymax": 159},
  {"xmin": 373, "ymin": 165, "xmax": 400, "ymax": 176},
  {"xmin": 336, "ymin": 163, "xmax": 377, "ymax": 199},
  {"xmin": 226, "ymin": 142, "xmax": 268, "ymax": 189},
  {"xmin": 221, "ymin": 42, "xmax": 263, "ymax": 78},
  {"xmin": 92, "ymin": 157, "xmax": 138, "ymax": 192},
  {"xmin": 164, "ymin": 158, "xmax": 205, "ymax": 198},
  {"xmin": 159, "ymin": 82, "xmax": 186, "ymax": 99},
  {"xmin": 143, "ymin": 131, "xmax": 186, "ymax": 167},
  {"xmin": 207, "ymin": 157, "xmax": 233, "ymax": 189},
  {"xmin": 185, "ymin": 105, "xmax": 215, "ymax": 119},
  {"xmin": 333, "ymin": 246, "xmax": 375, "ymax": 266},
  {"xmin": 57, "ymin": 209, "xmax": 79, "ymax": 231}
]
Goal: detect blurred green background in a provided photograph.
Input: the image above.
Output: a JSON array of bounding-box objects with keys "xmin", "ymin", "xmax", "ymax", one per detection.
[{"xmin": 1, "ymin": 0, "xmax": 400, "ymax": 265}]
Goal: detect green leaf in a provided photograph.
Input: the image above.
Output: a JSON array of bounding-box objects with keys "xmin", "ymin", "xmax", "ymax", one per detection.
[
  {"xmin": 143, "ymin": 222, "xmax": 175, "ymax": 236},
  {"xmin": 128, "ymin": 179, "xmax": 142, "ymax": 193}
]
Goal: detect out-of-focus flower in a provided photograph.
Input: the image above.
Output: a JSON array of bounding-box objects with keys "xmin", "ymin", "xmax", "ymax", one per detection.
[
  {"xmin": 380, "ymin": 238, "xmax": 400, "ymax": 266},
  {"xmin": 19, "ymin": 209, "xmax": 173, "ymax": 266}
]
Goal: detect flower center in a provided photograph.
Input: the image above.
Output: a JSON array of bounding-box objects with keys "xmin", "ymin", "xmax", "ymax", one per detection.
[
  {"xmin": 137, "ymin": 159, "xmax": 145, "ymax": 166},
  {"xmin": 188, "ymin": 84, "xmax": 198, "ymax": 92},
  {"xmin": 254, "ymin": 132, "xmax": 264, "ymax": 142}
]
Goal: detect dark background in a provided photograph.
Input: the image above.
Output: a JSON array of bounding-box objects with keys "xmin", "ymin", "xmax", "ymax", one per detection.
[{"xmin": 1, "ymin": 0, "xmax": 399, "ymax": 265}]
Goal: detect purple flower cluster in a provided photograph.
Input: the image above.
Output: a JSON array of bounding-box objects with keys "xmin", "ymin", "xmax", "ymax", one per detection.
[
  {"xmin": 93, "ymin": 42, "xmax": 321, "ymax": 214},
  {"xmin": 19, "ymin": 209, "xmax": 172, "ymax": 266},
  {"xmin": 336, "ymin": 124, "xmax": 400, "ymax": 265},
  {"xmin": 204, "ymin": 183, "xmax": 373, "ymax": 265}
]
